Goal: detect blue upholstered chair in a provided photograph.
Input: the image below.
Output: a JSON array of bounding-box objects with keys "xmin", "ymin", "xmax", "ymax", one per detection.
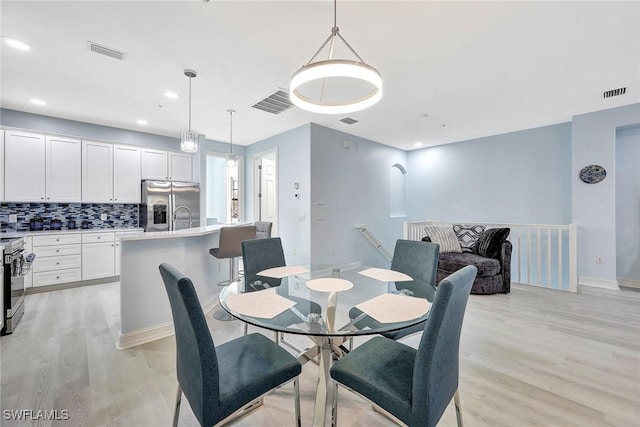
[
  {"xmin": 330, "ymin": 265, "xmax": 477, "ymax": 427},
  {"xmin": 241, "ymin": 237, "xmax": 322, "ymax": 347},
  {"xmin": 159, "ymin": 263, "xmax": 302, "ymax": 427},
  {"xmin": 349, "ymin": 239, "xmax": 440, "ymax": 340}
]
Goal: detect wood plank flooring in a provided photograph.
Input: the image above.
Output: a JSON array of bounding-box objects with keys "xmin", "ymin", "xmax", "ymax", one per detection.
[{"xmin": 1, "ymin": 282, "xmax": 639, "ymax": 427}]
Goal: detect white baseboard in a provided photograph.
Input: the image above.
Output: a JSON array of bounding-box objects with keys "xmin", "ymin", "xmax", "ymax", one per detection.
[
  {"xmin": 578, "ymin": 277, "xmax": 620, "ymax": 290},
  {"xmin": 117, "ymin": 295, "xmax": 220, "ymax": 350},
  {"xmin": 618, "ymin": 278, "xmax": 640, "ymax": 289}
]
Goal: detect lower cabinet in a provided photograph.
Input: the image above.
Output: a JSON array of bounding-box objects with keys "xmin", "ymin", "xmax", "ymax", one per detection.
[
  {"xmin": 82, "ymin": 233, "xmax": 115, "ymax": 280},
  {"xmin": 32, "ymin": 234, "xmax": 82, "ymax": 287}
]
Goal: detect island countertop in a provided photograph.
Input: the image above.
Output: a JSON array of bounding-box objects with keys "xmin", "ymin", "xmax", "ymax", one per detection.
[{"xmin": 119, "ymin": 224, "xmax": 225, "ymax": 241}]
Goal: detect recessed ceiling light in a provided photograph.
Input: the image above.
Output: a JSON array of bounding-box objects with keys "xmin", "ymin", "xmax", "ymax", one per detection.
[
  {"xmin": 29, "ymin": 98, "xmax": 46, "ymax": 106},
  {"xmin": 164, "ymin": 91, "xmax": 178, "ymax": 99},
  {"xmin": 3, "ymin": 37, "xmax": 32, "ymax": 51},
  {"xmin": 137, "ymin": 119, "xmax": 148, "ymax": 125},
  {"xmin": 414, "ymin": 142, "xmax": 423, "ymax": 147}
]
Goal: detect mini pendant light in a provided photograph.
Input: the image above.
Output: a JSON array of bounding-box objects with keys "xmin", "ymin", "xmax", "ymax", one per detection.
[
  {"xmin": 226, "ymin": 109, "xmax": 237, "ymax": 167},
  {"xmin": 180, "ymin": 69, "xmax": 199, "ymax": 153},
  {"xmin": 290, "ymin": 0, "xmax": 382, "ymax": 114}
]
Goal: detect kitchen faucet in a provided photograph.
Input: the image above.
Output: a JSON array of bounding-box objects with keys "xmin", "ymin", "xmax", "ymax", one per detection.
[{"xmin": 173, "ymin": 205, "xmax": 192, "ymax": 229}]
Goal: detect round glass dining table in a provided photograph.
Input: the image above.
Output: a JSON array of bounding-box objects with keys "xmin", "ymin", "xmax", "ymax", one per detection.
[{"xmin": 218, "ymin": 262, "xmax": 434, "ymax": 427}]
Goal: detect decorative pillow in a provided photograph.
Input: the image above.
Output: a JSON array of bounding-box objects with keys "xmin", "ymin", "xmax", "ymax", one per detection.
[
  {"xmin": 474, "ymin": 228, "xmax": 510, "ymax": 258},
  {"xmin": 423, "ymin": 225, "xmax": 462, "ymax": 253},
  {"xmin": 453, "ymin": 224, "xmax": 486, "ymax": 253}
]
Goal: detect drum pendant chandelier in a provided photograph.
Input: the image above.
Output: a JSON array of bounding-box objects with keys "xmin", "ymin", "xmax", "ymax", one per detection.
[
  {"xmin": 289, "ymin": 0, "xmax": 382, "ymax": 115},
  {"xmin": 180, "ymin": 69, "xmax": 199, "ymax": 153}
]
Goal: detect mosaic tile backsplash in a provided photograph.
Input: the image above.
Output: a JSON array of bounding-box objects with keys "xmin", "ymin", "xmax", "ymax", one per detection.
[{"xmin": 0, "ymin": 203, "xmax": 139, "ymax": 232}]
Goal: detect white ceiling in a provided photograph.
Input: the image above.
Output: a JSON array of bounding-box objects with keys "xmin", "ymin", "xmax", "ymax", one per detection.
[{"xmin": 1, "ymin": 1, "xmax": 638, "ymax": 150}]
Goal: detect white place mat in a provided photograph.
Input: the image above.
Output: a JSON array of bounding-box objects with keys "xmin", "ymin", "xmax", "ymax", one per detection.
[
  {"xmin": 257, "ymin": 265, "xmax": 309, "ymax": 279},
  {"xmin": 225, "ymin": 289, "xmax": 296, "ymax": 319},
  {"xmin": 358, "ymin": 267, "xmax": 413, "ymax": 282},
  {"xmin": 355, "ymin": 293, "xmax": 430, "ymax": 323},
  {"xmin": 305, "ymin": 278, "xmax": 353, "ymax": 293}
]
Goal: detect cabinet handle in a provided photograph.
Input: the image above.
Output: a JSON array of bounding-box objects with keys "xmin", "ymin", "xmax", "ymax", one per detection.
[
  {"xmin": 97, "ymin": 236, "xmax": 101, "ymax": 240},
  {"xmin": 56, "ymin": 238, "xmax": 59, "ymax": 242},
  {"xmin": 56, "ymin": 249, "xmax": 60, "ymax": 253},
  {"xmin": 56, "ymin": 262, "xmax": 60, "ymax": 265},
  {"xmin": 56, "ymin": 276, "xmax": 60, "ymax": 279},
  {"xmin": 47, "ymin": 197, "xmax": 50, "ymax": 200},
  {"xmin": 41, "ymin": 197, "xmax": 44, "ymax": 200}
]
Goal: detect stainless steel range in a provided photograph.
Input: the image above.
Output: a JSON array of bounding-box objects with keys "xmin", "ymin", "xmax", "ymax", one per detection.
[{"xmin": 1, "ymin": 237, "xmax": 35, "ymax": 335}]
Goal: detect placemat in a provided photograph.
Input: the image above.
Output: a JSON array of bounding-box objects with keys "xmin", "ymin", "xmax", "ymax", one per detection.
[
  {"xmin": 358, "ymin": 267, "xmax": 413, "ymax": 282},
  {"xmin": 257, "ymin": 265, "xmax": 309, "ymax": 278},
  {"xmin": 225, "ymin": 290, "xmax": 296, "ymax": 319},
  {"xmin": 355, "ymin": 293, "xmax": 430, "ymax": 323}
]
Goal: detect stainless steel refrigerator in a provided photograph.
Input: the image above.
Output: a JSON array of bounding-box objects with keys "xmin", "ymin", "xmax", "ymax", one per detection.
[{"xmin": 140, "ymin": 180, "xmax": 200, "ymax": 232}]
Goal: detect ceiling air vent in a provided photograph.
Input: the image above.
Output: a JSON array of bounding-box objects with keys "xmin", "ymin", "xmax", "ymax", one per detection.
[
  {"xmin": 88, "ymin": 41, "xmax": 126, "ymax": 61},
  {"xmin": 603, "ymin": 87, "xmax": 626, "ymax": 99},
  {"xmin": 339, "ymin": 117, "xmax": 358, "ymax": 125},
  {"xmin": 251, "ymin": 89, "xmax": 293, "ymax": 115}
]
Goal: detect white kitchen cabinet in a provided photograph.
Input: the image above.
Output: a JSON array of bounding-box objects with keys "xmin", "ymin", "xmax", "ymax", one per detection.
[
  {"xmin": 82, "ymin": 232, "xmax": 115, "ymax": 280},
  {"xmin": 113, "ymin": 145, "xmax": 141, "ymax": 203},
  {"xmin": 82, "ymin": 140, "xmax": 114, "ymax": 202},
  {"xmin": 141, "ymin": 148, "xmax": 168, "ymax": 180},
  {"xmin": 32, "ymin": 234, "xmax": 82, "ymax": 287},
  {"xmin": 169, "ymin": 152, "xmax": 193, "ymax": 181},
  {"xmin": 141, "ymin": 149, "xmax": 192, "ymax": 181},
  {"xmin": 4, "ymin": 131, "xmax": 46, "ymax": 202},
  {"xmin": 45, "ymin": 135, "xmax": 81, "ymax": 202},
  {"xmin": 1, "ymin": 130, "xmax": 4, "ymax": 201}
]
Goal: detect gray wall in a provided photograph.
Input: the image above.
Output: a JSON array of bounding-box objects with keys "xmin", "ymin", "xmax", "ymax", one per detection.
[
  {"xmin": 616, "ymin": 125, "xmax": 640, "ymax": 283},
  {"xmin": 310, "ymin": 124, "xmax": 408, "ymax": 267},
  {"xmin": 244, "ymin": 124, "xmax": 312, "ymax": 265},
  {"xmin": 572, "ymin": 103, "xmax": 640, "ymax": 287},
  {"xmin": 407, "ymin": 122, "xmax": 573, "ymax": 224}
]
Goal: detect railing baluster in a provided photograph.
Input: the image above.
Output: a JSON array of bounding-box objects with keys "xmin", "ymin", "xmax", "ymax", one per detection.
[
  {"xmin": 527, "ymin": 228, "xmax": 532, "ymax": 286},
  {"xmin": 558, "ymin": 228, "xmax": 563, "ymax": 290},
  {"xmin": 547, "ymin": 228, "xmax": 552, "ymax": 289},
  {"xmin": 517, "ymin": 234, "xmax": 522, "ymax": 284}
]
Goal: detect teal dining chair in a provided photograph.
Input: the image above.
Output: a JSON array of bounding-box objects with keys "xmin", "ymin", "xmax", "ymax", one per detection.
[
  {"xmin": 349, "ymin": 239, "xmax": 440, "ymax": 341},
  {"xmin": 159, "ymin": 263, "xmax": 302, "ymax": 426},
  {"xmin": 330, "ymin": 265, "xmax": 477, "ymax": 427}
]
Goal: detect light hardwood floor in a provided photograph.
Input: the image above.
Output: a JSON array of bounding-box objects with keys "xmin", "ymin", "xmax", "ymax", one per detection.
[{"xmin": 1, "ymin": 282, "xmax": 639, "ymax": 427}]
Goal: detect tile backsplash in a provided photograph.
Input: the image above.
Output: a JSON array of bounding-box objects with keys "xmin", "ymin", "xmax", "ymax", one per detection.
[{"xmin": 0, "ymin": 203, "xmax": 139, "ymax": 232}]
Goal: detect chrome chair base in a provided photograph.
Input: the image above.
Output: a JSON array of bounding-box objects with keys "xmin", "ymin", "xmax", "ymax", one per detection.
[{"xmin": 213, "ymin": 309, "xmax": 235, "ymax": 321}]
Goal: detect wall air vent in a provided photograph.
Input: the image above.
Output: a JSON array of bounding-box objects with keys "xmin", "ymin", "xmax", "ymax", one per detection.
[
  {"xmin": 251, "ymin": 89, "xmax": 293, "ymax": 114},
  {"xmin": 88, "ymin": 41, "xmax": 126, "ymax": 61},
  {"xmin": 603, "ymin": 87, "xmax": 626, "ymax": 99},
  {"xmin": 339, "ymin": 117, "xmax": 358, "ymax": 125}
]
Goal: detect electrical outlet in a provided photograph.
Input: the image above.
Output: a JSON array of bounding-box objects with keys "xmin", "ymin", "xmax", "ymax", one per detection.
[
  {"xmin": 9, "ymin": 214, "xmax": 17, "ymax": 223},
  {"xmin": 595, "ymin": 256, "xmax": 604, "ymax": 264},
  {"xmin": 100, "ymin": 214, "xmax": 108, "ymax": 221}
]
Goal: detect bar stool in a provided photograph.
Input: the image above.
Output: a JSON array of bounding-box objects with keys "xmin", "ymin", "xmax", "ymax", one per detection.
[{"xmin": 210, "ymin": 225, "xmax": 257, "ymax": 321}]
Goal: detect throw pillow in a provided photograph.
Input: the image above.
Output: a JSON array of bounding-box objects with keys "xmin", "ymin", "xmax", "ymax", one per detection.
[
  {"xmin": 423, "ymin": 225, "xmax": 462, "ymax": 253},
  {"xmin": 474, "ymin": 228, "xmax": 510, "ymax": 258},
  {"xmin": 453, "ymin": 224, "xmax": 486, "ymax": 253}
]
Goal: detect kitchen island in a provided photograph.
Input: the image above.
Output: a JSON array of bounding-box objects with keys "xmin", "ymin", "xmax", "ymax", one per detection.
[{"xmin": 118, "ymin": 225, "xmax": 226, "ymax": 348}]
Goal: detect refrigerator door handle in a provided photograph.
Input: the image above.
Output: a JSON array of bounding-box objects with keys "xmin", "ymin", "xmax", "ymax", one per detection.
[{"xmin": 170, "ymin": 193, "xmax": 175, "ymax": 231}]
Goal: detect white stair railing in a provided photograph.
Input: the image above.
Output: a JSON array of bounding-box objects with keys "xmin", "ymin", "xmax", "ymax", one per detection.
[
  {"xmin": 354, "ymin": 224, "xmax": 393, "ymax": 262},
  {"xmin": 404, "ymin": 220, "xmax": 578, "ymax": 292}
]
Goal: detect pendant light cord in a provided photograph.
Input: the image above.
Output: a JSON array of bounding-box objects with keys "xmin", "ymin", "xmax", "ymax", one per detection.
[
  {"xmin": 188, "ymin": 76, "xmax": 192, "ymax": 132},
  {"xmin": 228, "ymin": 110, "xmax": 234, "ymax": 155}
]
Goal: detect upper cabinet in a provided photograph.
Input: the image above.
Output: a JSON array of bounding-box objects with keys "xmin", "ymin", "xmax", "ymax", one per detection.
[
  {"xmin": 82, "ymin": 140, "xmax": 114, "ymax": 202},
  {"xmin": 82, "ymin": 141, "xmax": 141, "ymax": 203},
  {"xmin": 4, "ymin": 131, "xmax": 81, "ymax": 202},
  {"xmin": 113, "ymin": 145, "xmax": 141, "ymax": 203},
  {"xmin": 169, "ymin": 152, "xmax": 193, "ymax": 181},
  {"xmin": 45, "ymin": 135, "xmax": 82, "ymax": 202},
  {"xmin": 141, "ymin": 148, "xmax": 192, "ymax": 182}
]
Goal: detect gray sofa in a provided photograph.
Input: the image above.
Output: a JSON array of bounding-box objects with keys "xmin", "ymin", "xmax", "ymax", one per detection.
[{"xmin": 436, "ymin": 240, "xmax": 512, "ymax": 294}]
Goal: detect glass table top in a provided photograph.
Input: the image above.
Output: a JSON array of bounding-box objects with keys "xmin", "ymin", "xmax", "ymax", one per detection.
[{"xmin": 218, "ymin": 263, "xmax": 435, "ymax": 337}]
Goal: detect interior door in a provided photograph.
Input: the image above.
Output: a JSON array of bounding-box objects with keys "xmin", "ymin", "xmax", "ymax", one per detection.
[{"xmin": 258, "ymin": 153, "xmax": 277, "ymax": 236}]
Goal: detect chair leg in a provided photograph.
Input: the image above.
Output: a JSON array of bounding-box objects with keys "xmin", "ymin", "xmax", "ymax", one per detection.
[
  {"xmin": 331, "ymin": 382, "xmax": 338, "ymax": 427},
  {"xmin": 454, "ymin": 389, "xmax": 463, "ymax": 427},
  {"xmin": 172, "ymin": 384, "xmax": 182, "ymax": 427},
  {"xmin": 274, "ymin": 331, "xmax": 279, "ymax": 343},
  {"xmin": 294, "ymin": 378, "xmax": 301, "ymax": 427},
  {"xmin": 244, "ymin": 323, "xmax": 249, "ymax": 336}
]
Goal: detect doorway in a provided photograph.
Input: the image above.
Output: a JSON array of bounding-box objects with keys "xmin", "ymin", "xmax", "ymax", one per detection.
[
  {"xmin": 254, "ymin": 149, "xmax": 278, "ymax": 236},
  {"xmin": 206, "ymin": 153, "xmax": 241, "ymax": 225}
]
